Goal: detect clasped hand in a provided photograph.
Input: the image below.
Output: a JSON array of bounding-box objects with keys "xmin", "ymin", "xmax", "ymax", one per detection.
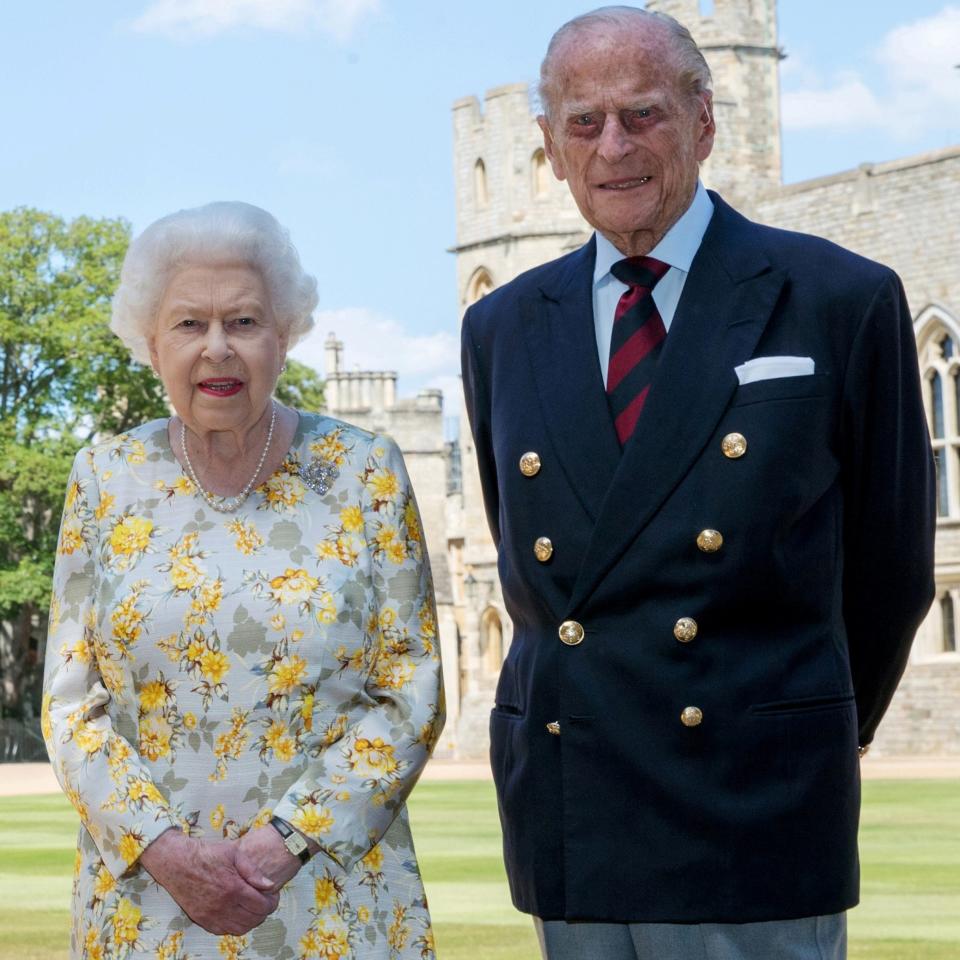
[{"xmin": 140, "ymin": 826, "xmax": 303, "ymax": 935}]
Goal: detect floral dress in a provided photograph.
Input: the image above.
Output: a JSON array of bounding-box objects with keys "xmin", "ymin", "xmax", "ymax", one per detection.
[{"xmin": 42, "ymin": 413, "xmax": 445, "ymax": 960}]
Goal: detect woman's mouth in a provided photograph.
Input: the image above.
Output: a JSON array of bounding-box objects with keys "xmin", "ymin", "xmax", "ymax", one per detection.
[{"xmin": 198, "ymin": 378, "xmax": 244, "ymax": 397}]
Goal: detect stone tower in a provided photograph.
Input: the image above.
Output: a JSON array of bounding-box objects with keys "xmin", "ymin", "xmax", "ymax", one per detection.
[{"xmin": 647, "ymin": 0, "xmax": 784, "ymax": 209}]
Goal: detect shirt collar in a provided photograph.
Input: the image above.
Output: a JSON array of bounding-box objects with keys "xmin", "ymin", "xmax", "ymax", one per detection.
[{"xmin": 593, "ymin": 181, "xmax": 715, "ymax": 285}]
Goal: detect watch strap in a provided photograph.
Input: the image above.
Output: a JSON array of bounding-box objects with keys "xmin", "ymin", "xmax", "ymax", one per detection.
[{"xmin": 269, "ymin": 816, "xmax": 311, "ymax": 864}]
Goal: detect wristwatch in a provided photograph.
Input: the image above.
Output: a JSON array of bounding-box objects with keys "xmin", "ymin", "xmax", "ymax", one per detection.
[{"xmin": 269, "ymin": 816, "xmax": 311, "ymax": 864}]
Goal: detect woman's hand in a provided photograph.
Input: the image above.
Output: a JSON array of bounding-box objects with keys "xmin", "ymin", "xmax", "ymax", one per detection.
[
  {"xmin": 140, "ymin": 829, "xmax": 279, "ymax": 935},
  {"xmin": 236, "ymin": 824, "xmax": 317, "ymax": 893}
]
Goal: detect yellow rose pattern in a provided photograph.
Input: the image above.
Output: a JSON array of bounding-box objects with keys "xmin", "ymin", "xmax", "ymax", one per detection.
[{"xmin": 43, "ymin": 416, "xmax": 445, "ymax": 960}]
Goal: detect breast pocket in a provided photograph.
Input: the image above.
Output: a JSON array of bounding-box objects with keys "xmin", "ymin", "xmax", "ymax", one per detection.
[{"xmin": 730, "ymin": 373, "xmax": 830, "ymax": 407}]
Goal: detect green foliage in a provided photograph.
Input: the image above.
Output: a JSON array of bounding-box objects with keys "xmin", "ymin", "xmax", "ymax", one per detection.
[
  {"xmin": 0, "ymin": 208, "xmax": 168, "ymax": 715},
  {"xmin": 274, "ymin": 357, "xmax": 325, "ymax": 413}
]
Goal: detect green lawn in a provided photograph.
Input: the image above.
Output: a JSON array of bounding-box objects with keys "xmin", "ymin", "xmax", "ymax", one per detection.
[{"xmin": 1, "ymin": 780, "xmax": 958, "ymax": 959}]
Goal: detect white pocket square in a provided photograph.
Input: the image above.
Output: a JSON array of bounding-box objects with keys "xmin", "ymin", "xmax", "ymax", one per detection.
[{"xmin": 734, "ymin": 356, "xmax": 815, "ymax": 386}]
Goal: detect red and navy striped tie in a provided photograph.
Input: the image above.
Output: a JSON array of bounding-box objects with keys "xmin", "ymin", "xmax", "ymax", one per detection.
[{"xmin": 606, "ymin": 256, "xmax": 671, "ymax": 445}]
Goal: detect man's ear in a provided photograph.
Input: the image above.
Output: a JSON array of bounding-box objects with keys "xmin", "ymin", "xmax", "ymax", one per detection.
[
  {"xmin": 537, "ymin": 115, "xmax": 567, "ymax": 182},
  {"xmin": 694, "ymin": 92, "xmax": 716, "ymax": 163}
]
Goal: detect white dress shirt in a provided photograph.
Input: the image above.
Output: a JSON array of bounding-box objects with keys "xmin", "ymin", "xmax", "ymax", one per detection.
[{"xmin": 592, "ymin": 182, "xmax": 715, "ymax": 386}]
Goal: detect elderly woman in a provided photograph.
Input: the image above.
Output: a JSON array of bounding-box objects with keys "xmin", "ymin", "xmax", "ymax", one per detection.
[{"xmin": 42, "ymin": 201, "xmax": 444, "ymax": 960}]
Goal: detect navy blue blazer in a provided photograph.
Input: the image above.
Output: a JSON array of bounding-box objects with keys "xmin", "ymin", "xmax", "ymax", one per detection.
[{"xmin": 460, "ymin": 193, "xmax": 936, "ymax": 923}]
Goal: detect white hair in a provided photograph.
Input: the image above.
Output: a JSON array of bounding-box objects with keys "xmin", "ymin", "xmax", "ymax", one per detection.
[
  {"xmin": 539, "ymin": 5, "xmax": 713, "ymax": 121},
  {"xmin": 111, "ymin": 201, "xmax": 318, "ymax": 364}
]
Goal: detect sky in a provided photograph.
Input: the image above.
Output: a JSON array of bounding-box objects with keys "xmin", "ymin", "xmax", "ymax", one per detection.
[{"xmin": 2, "ymin": 1, "xmax": 959, "ymax": 423}]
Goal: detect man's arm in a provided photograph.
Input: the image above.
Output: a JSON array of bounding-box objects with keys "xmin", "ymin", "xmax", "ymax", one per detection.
[
  {"xmin": 840, "ymin": 270, "xmax": 936, "ymax": 747},
  {"xmin": 461, "ymin": 306, "xmax": 501, "ymax": 547}
]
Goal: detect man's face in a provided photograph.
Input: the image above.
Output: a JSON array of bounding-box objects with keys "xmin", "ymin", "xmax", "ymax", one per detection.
[{"xmin": 538, "ymin": 24, "xmax": 715, "ymax": 256}]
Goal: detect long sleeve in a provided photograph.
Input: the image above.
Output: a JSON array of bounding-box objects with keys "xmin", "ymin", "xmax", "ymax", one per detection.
[
  {"xmin": 839, "ymin": 270, "xmax": 937, "ymax": 746},
  {"xmin": 42, "ymin": 448, "xmax": 178, "ymax": 880},
  {"xmin": 272, "ymin": 435, "xmax": 445, "ymax": 870}
]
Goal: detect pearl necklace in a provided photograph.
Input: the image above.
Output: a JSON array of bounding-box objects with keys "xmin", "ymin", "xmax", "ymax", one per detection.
[{"xmin": 179, "ymin": 403, "xmax": 277, "ymax": 514}]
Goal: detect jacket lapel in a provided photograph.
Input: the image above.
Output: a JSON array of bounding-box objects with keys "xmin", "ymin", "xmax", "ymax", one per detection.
[
  {"xmin": 567, "ymin": 196, "xmax": 787, "ymax": 614},
  {"xmin": 520, "ymin": 237, "xmax": 621, "ymax": 522}
]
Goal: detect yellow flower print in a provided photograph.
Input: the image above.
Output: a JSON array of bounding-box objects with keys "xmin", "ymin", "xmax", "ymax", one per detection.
[
  {"xmin": 379, "ymin": 608, "xmax": 397, "ymax": 627},
  {"xmin": 308, "ymin": 918, "xmax": 350, "ymax": 958},
  {"xmin": 388, "ymin": 902, "xmax": 410, "ymax": 950},
  {"xmin": 170, "ymin": 555, "xmax": 204, "ymax": 592},
  {"xmin": 65, "ymin": 480, "xmax": 82, "ymax": 508},
  {"xmin": 226, "ymin": 517, "xmax": 263, "ymax": 555},
  {"xmin": 139, "ymin": 679, "xmax": 169, "ymax": 712},
  {"xmin": 112, "ymin": 896, "xmax": 143, "ymax": 946},
  {"xmin": 362, "ymin": 844, "xmax": 384, "ymax": 873},
  {"xmin": 94, "ymin": 491, "xmax": 116, "ymax": 521},
  {"xmin": 386, "ymin": 541, "xmax": 407, "ymax": 565},
  {"xmin": 85, "ymin": 925, "xmax": 105, "ymax": 960},
  {"xmin": 292, "ymin": 803, "xmax": 334, "ymax": 837},
  {"xmin": 94, "ymin": 864, "xmax": 116, "ymax": 899},
  {"xmin": 340, "ymin": 505, "xmax": 364, "ymax": 533},
  {"xmin": 172, "ymin": 475, "xmax": 195, "ymax": 496},
  {"xmin": 316, "ymin": 540, "xmax": 338, "ymax": 561},
  {"xmin": 40, "ymin": 693, "xmax": 53, "ymax": 744},
  {"xmin": 357, "ymin": 904, "xmax": 370, "ymax": 923},
  {"xmin": 211, "ymin": 804, "xmax": 226, "ymax": 830},
  {"xmin": 404, "ymin": 500, "xmax": 422, "ymax": 542},
  {"xmin": 336, "ymin": 535, "xmax": 360, "ymax": 567},
  {"xmin": 260, "ymin": 472, "xmax": 306, "ymax": 509},
  {"xmin": 300, "ymin": 692, "xmax": 315, "ymax": 732},
  {"xmin": 268, "ymin": 654, "xmax": 307, "ymax": 696},
  {"xmin": 118, "ymin": 830, "xmax": 146, "ymax": 866},
  {"xmin": 200, "ymin": 648, "xmax": 231, "ymax": 685},
  {"xmin": 217, "ymin": 934, "xmax": 247, "ymax": 959},
  {"xmin": 211, "ymin": 709, "xmax": 249, "ymax": 781},
  {"xmin": 60, "ymin": 638, "xmax": 93, "ymax": 665},
  {"xmin": 269, "ymin": 568, "xmax": 319, "ymax": 605},
  {"xmin": 374, "ymin": 656, "xmax": 416, "ymax": 691},
  {"xmin": 125, "ymin": 440, "xmax": 147, "ymax": 465},
  {"xmin": 58, "ymin": 517, "xmax": 84, "ymax": 555},
  {"xmin": 311, "ymin": 429, "xmax": 350, "ymax": 466},
  {"xmin": 183, "ymin": 712, "xmax": 197, "ymax": 730},
  {"xmin": 139, "ymin": 717, "xmax": 172, "ymax": 761},
  {"xmin": 367, "ymin": 468, "xmax": 400, "ymax": 502},
  {"xmin": 349, "ymin": 737, "xmax": 399, "ymax": 778},
  {"xmin": 252, "ymin": 808, "xmax": 272, "ymax": 828},
  {"xmin": 155, "ymin": 931, "xmax": 185, "ymax": 960},
  {"xmin": 187, "ymin": 578, "xmax": 224, "ymax": 625},
  {"xmin": 314, "ymin": 874, "xmax": 340, "ymax": 910},
  {"xmin": 74, "ymin": 721, "xmax": 107, "ymax": 755},
  {"xmin": 263, "ymin": 719, "xmax": 296, "ymax": 762},
  {"xmin": 375, "ymin": 525, "xmax": 397, "ymax": 548},
  {"xmin": 109, "ymin": 515, "xmax": 154, "ymax": 558},
  {"xmin": 321, "ymin": 714, "xmax": 348, "ymax": 747},
  {"xmin": 316, "ymin": 592, "xmax": 337, "ymax": 625},
  {"xmin": 270, "ymin": 613, "xmax": 286, "ymax": 631}
]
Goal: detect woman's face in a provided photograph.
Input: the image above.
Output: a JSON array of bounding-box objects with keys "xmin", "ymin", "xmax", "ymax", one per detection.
[{"xmin": 149, "ymin": 262, "xmax": 287, "ymax": 437}]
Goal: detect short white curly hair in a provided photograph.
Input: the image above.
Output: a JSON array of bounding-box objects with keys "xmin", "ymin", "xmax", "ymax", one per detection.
[{"xmin": 111, "ymin": 201, "xmax": 318, "ymax": 364}]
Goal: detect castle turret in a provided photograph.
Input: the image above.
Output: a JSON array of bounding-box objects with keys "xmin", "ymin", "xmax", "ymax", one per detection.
[{"xmin": 648, "ymin": 0, "xmax": 784, "ymax": 209}]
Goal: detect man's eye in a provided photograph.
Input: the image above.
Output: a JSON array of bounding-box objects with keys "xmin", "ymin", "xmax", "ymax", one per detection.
[
  {"xmin": 623, "ymin": 109, "xmax": 654, "ymax": 130},
  {"xmin": 574, "ymin": 114, "xmax": 596, "ymax": 126}
]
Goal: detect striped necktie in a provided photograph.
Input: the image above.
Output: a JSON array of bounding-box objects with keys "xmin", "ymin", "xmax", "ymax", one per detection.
[{"xmin": 606, "ymin": 256, "xmax": 671, "ymax": 445}]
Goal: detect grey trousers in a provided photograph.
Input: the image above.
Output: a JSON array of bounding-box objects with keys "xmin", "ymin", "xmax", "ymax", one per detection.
[{"xmin": 535, "ymin": 913, "xmax": 846, "ymax": 960}]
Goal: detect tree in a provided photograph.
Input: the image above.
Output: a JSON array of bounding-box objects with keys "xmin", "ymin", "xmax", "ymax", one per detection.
[
  {"xmin": 275, "ymin": 358, "xmax": 325, "ymax": 413},
  {"xmin": 0, "ymin": 208, "xmax": 168, "ymax": 718}
]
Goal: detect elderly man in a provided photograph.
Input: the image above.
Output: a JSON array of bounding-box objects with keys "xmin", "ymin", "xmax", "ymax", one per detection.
[{"xmin": 460, "ymin": 6, "xmax": 935, "ymax": 959}]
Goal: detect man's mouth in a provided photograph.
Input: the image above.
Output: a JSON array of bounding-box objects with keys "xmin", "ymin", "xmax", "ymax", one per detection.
[
  {"xmin": 599, "ymin": 176, "xmax": 651, "ymax": 190},
  {"xmin": 198, "ymin": 378, "xmax": 244, "ymax": 397}
]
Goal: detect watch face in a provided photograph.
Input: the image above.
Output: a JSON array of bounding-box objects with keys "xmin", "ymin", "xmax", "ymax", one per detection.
[{"xmin": 286, "ymin": 833, "xmax": 308, "ymax": 855}]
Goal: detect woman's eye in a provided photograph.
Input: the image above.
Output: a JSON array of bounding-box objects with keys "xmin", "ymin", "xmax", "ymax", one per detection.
[
  {"xmin": 179, "ymin": 319, "xmax": 198, "ymax": 328},
  {"xmin": 234, "ymin": 316, "xmax": 255, "ymax": 327}
]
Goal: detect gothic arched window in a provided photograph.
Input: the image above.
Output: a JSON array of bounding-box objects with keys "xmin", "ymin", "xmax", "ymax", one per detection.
[
  {"xmin": 917, "ymin": 311, "xmax": 960, "ymax": 519},
  {"xmin": 481, "ymin": 608, "xmax": 504, "ymax": 674},
  {"xmin": 532, "ymin": 148, "xmax": 550, "ymax": 198},
  {"xmin": 474, "ymin": 158, "xmax": 488, "ymax": 209},
  {"xmin": 466, "ymin": 267, "xmax": 494, "ymax": 306}
]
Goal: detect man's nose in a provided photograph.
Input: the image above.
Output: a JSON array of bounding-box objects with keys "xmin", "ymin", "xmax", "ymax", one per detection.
[{"xmin": 596, "ymin": 115, "xmax": 635, "ymax": 164}]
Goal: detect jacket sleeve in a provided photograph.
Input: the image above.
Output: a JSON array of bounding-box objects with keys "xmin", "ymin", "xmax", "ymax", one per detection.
[
  {"xmin": 42, "ymin": 449, "xmax": 178, "ymax": 880},
  {"xmin": 461, "ymin": 306, "xmax": 501, "ymax": 547},
  {"xmin": 839, "ymin": 270, "xmax": 936, "ymax": 746},
  {"xmin": 272, "ymin": 436, "xmax": 445, "ymax": 870}
]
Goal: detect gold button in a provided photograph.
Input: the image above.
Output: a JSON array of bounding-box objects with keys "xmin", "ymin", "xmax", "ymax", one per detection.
[
  {"xmin": 546, "ymin": 721, "xmax": 561, "ymax": 736},
  {"xmin": 534, "ymin": 537, "xmax": 553, "ymax": 562},
  {"xmin": 674, "ymin": 617, "xmax": 698, "ymax": 643},
  {"xmin": 519, "ymin": 452, "xmax": 542, "ymax": 477},
  {"xmin": 697, "ymin": 529, "xmax": 724, "ymax": 553},
  {"xmin": 681, "ymin": 706, "xmax": 703, "ymax": 728},
  {"xmin": 722, "ymin": 433, "xmax": 747, "ymax": 459},
  {"xmin": 558, "ymin": 620, "xmax": 584, "ymax": 646}
]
